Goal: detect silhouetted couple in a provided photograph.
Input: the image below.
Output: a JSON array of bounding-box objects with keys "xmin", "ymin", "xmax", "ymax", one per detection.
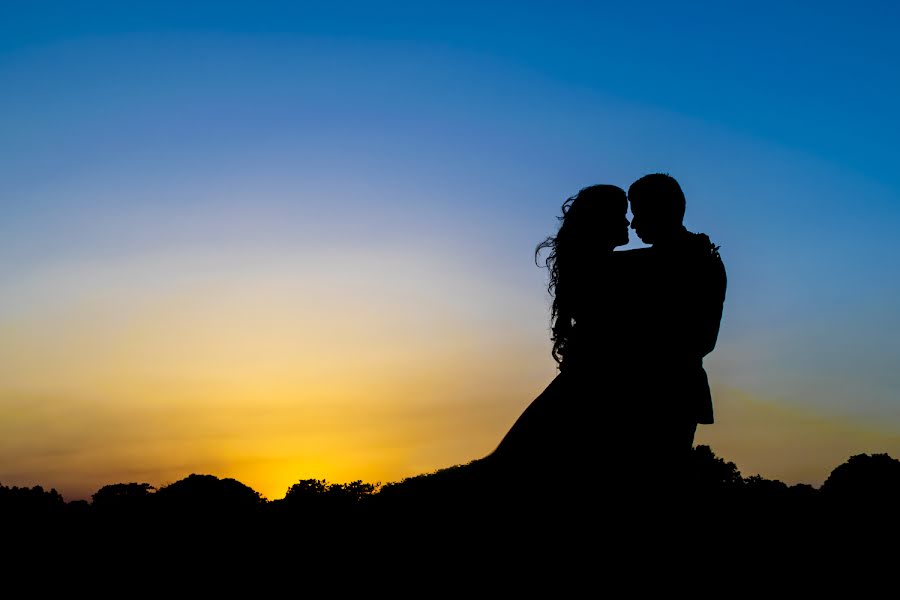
[{"xmin": 485, "ymin": 173, "xmax": 726, "ymax": 515}]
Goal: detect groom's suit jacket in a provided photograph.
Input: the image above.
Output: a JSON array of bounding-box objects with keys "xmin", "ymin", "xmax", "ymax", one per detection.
[{"xmin": 627, "ymin": 228, "xmax": 726, "ymax": 424}]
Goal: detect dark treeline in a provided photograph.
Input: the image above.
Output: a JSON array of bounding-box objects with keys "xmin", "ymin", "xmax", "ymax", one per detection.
[
  {"xmin": 4, "ymin": 447, "xmax": 898, "ymax": 525},
  {"xmin": 3, "ymin": 446, "xmax": 899, "ymax": 571}
]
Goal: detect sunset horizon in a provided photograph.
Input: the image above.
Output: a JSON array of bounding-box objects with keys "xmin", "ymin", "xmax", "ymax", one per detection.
[{"xmin": 3, "ymin": 2, "xmax": 900, "ymax": 504}]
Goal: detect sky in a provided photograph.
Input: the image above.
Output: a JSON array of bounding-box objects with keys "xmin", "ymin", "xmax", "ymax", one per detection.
[{"xmin": 2, "ymin": 1, "xmax": 899, "ymax": 501}]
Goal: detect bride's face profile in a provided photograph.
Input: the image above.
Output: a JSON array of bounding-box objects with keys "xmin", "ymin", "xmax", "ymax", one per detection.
[{"xmin": 594, "ymin": 193, "xmax": 629, "ymax": 249}]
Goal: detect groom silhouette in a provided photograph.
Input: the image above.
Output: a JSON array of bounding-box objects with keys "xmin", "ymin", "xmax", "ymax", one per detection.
[{"xmin": 625, "ymin": 173, "xmax": 726, "ymax": 490}]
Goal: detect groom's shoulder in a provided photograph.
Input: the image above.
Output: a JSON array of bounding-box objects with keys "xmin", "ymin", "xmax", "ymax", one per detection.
[
  {"xmin": 682, "ymin": 231, "xmax": 724, "ymax": 262},
  {"xmin": 682, "ymin": 230, "xmax": 727, "ymax": 291}
]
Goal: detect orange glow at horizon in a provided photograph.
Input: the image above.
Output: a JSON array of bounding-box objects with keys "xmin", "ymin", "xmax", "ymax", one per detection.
[{"xmin": 0, "ymin": 246, "xmax": 556, "ymax": 500}]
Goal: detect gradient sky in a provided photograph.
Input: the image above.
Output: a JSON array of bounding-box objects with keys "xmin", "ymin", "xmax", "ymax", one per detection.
[{"xmin": 2, "ymin": 1, "xmax": 899, "ymax": 500}]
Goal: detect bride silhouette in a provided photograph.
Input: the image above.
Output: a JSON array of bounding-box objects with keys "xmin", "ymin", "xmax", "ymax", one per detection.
[{"xmin": 479, "ymin": 184, "xmax": 637, "ymax": 502}]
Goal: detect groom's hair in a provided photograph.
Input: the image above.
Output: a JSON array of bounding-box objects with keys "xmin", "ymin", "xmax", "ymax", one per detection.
[{"xmin": 628, "ymin": 173, "xmax": 686, "ymax": 223}]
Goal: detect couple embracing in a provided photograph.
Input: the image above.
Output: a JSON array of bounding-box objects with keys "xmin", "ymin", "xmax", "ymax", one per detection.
[{"xmin": 487, "ymin": 173, "xmax": 727, "ymax": 509}]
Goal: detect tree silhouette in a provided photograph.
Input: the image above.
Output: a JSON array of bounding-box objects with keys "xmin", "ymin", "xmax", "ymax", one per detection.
[
  {"xmin": 821, "ymin": 453, "xmax": 900, "ymax": 507},
  {"xmin": 155, "ymin": 474, "xmax": 265, "ymax": 518},
  {"xmin": 689, "ymin": 444, "xmax": 744, "ymax": 490},
  {"xmin": 280, "ymin": 478, "xmax": 379, "ymax": 527},
  {"xmin": 791, "ymin": 453, "xmax": 900, "ymax": 550},
  {"xmin": 0, "ymin": 483, "xmax": 65, "ymax": 517},
  {"xmin": 91, "ymin": 482, "xmax": 155, "ymax": 513},
  {"xmin": 1, "ymin": 483, "xmax": 69, "ymax": 543}
]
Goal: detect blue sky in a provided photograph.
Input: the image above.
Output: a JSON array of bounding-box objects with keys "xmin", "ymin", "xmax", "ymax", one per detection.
[{"xmin": 1, "ymin": 1, "xmax": 899, "ymax": 497}]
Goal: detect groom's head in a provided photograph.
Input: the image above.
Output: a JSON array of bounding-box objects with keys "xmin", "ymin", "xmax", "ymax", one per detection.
[{"xmin": 627, "ymin": 173, "xmax": 686, "ymax": 244}]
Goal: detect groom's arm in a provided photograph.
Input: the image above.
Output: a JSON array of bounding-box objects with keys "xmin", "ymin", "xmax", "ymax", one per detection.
[{"xmin": 695, "ymin": 253, "xmax": 727, "ymax": 358}]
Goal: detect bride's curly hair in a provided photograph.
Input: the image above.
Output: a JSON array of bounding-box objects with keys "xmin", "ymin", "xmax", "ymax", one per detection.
[{"xmin": 535, "ymin": 184, "xmax": 625, "ymax": 366}]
